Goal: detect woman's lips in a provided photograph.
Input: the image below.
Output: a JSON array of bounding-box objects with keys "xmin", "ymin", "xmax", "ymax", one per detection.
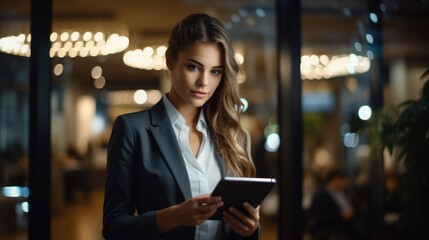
[{"xmin": 191, "ymin": 90, "xmax": 208, "ymax": 98}]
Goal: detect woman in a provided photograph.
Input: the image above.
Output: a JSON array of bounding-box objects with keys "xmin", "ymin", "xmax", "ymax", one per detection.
[{"xmin": 103, "ymin": 13, "xmax": 260, "ymax": 240}]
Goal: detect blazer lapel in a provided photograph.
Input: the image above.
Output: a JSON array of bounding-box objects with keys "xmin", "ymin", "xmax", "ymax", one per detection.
[
  {"xmin": 148, "ymin": 100, "xmax": 192, "ymax": 200},
  {"xmin": 215, "ymin": 150, "xmax": 227, "ymax": 177}
]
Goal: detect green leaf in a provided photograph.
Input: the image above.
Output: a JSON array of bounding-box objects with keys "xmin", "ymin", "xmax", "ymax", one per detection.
[{"xmin": 420, "ymin": 67, "xmax": 429, "ymax": 80}]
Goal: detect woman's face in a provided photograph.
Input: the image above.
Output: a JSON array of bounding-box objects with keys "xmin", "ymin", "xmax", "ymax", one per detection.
[{"xmin": 167, "ymin": 42, "xmax": 224, "ymax": 111}]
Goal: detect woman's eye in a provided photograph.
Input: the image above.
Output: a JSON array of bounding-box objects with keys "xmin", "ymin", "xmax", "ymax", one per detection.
[
  {"xmin": 187, "ymin": 64, "xmax": 199, "ymax": 71},
  {"xmin": 211, "ymin": 70, "xmax": 223, "ymax": 76}
]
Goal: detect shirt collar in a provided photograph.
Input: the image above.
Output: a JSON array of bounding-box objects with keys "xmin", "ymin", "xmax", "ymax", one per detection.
[{"xmin": 162, "ymin": 95, "xmax": 208, "ymax": 131}]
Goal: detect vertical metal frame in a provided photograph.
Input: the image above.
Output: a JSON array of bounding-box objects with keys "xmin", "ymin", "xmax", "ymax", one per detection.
[
  {"xmin": 368, "ymin": 0, "xmax": 384, "ymax": 110},
  {"xmin": 276, "ymin": 0, "xmax": 303, "ymax": 239},
  {"xmin": 367, "ymin": 0, "xmax": 384, "ymax": 239},
  {"xmin": 29, "ymin": 0, "xmax": 52, "ymax": 238}
]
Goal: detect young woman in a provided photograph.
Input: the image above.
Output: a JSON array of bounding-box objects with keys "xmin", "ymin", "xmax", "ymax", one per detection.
[{"xmin": 103, "ymin": 13, "xmax": 260, "ymax": 240}]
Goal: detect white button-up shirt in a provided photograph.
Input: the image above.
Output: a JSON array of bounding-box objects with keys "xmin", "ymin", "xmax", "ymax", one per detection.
[{"xmin": 163, "ymin": 96, "xmax": 222, "ymax": 240}]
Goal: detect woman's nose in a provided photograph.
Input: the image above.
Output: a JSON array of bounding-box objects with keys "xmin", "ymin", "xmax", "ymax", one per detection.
[{"xmin": 196, "ymin": 71, "xmax": 209, "ymax": 86}]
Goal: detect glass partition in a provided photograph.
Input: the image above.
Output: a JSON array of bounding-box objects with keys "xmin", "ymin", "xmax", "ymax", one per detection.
[
  {"xmin": 0, "ymin": 1, "xmax": 31, "ymax": 239},
  {"xmin": 302, "ymin": 1, "xmax": 429, "ymax": 240},
  {"xmin": 301, "ymin": 1, "xmax": 374, "ymax": 239},
  {"xmin": 51, "ymin": 1, "xmax": 278, "ymax": 239},
  {"xmin": 4, "ymin": 0, "xmax": 429, "ymax": 239}
]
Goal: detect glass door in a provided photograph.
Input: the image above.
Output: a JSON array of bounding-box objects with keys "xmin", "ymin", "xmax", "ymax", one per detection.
[
  {"xmin": 0, "ymin": 1, "xmax": 31, "ymax": 239},
  {"xmin": 50, "ymin": 0, "xmax": 278, "ymax": 239}
]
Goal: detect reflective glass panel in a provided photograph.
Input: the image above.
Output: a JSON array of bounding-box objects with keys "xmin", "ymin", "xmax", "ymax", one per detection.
[
  {"xmin": 0, "ymin": 1, "xmax": 30, "ymax": 239},
  {"xmin": 51, "ymin": 1, "xmax": 277, "ymax": 239},
  {"xmin": 302, "ymin": 1, "xmax": 429, "ymax": 239}
]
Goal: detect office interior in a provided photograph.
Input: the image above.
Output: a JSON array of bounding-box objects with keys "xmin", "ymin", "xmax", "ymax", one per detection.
[{"xmin": 1, "ymin": 0, "xmax": 429, "ymax": 239}]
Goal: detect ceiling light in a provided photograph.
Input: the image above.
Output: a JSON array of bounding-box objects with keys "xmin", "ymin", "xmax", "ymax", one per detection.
[
  {"xmin": 123, "ymin": 45, "xmax": 167, "ymax": 70},
  {"xmin": 301, "ymin": 54, "xmax": 371, "ymax": 80},
  {"xmin": 0, "ymin": 31, "xmax": 129, "ymax": 58}
]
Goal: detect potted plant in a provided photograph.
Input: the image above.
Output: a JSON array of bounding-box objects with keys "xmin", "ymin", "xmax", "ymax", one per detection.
[{"xmin": 366, "ymin": 68, "xmax": 429, "ymax": 239}]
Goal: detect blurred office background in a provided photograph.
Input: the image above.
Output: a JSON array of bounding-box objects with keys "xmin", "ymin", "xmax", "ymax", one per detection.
[{"xmin": 1, "ymin": 0, "xmax": 428, "ymax": 239}]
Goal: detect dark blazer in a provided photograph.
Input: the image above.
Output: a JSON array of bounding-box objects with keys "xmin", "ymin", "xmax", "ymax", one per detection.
[{"xmin": 102, "ymin": 100, "xmax": 259, "ymax": 240}]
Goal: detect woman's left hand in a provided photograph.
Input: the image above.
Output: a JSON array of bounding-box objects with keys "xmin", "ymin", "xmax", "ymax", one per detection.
[{"xmin": 223, "ymin": 202, "xmax": 260, "ymax": 237}]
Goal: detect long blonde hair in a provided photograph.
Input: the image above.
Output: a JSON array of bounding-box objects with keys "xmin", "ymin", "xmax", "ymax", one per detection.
[{"xmin": 166, "ymin": 13, "xmax": 256, "ymax": 177}]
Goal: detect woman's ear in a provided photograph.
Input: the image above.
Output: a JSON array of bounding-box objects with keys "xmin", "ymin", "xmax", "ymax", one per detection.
[{"xmin": 165, "ymin": 49, "xmax": 174, "ymax": 71}]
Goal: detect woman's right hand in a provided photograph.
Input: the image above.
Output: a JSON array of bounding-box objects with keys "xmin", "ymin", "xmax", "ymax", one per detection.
[{"xmin": 156, "ymin": 194, "xmax": 223, "ymax": 233}]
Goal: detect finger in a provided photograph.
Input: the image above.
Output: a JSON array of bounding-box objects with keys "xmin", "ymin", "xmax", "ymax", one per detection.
[
  {"xmin": 192, "ymin": 196, "xmax": 222, "ymax": 212},
  {"xmin": 227, "ymin": 207, "xmax": 250, "ymax": 222},
  {"xmin": 193, "ymin": 199, "xmax": 223, "ymax": 214},
  {"xmin": 243, "ymin": 203, "xmax": 260, "ymax": 219},
  {"xmin": 224, "ymin": 210, "xmax": 258, "ymax": 237},
  {"xmin": 192, "ymin": 194, "xmax": 222, "ymax": 205},
  {"xmin": 196, "ymin": 196, "xmax": 222, "ymax": 205},
  {"xmin": 223, "ymin": 211, "xmax": 251, "ymax": 233},
  {"xmin": 223, "ymin": 211, "xmax": 242, "ymax": 227},
  {"xmin": 198, "ymin": 201, "xmax": 224, "ymax": 214},
  {"xmin": 227, "ymin": 206, "xmax": 258, "ymax": 230},
  {"xmin": 242, "ymin": 202, "xmax": 256, "ymax": 212}
]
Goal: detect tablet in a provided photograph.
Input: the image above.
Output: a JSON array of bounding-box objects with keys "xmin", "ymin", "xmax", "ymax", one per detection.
[{"xmin": 209, "ymin": 177, "xmax": 276, "ymax": 220}]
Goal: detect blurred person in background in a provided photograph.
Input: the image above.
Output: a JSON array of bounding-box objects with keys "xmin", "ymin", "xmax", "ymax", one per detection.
[{"xmin": 306, "ymin": 169, "xmax": 366, "ymax": 240}]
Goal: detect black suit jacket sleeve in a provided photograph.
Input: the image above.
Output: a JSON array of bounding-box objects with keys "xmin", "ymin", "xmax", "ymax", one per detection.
[{"xmin": 102, "ymin": 115, "xmax": 161, "ymax": 239}]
